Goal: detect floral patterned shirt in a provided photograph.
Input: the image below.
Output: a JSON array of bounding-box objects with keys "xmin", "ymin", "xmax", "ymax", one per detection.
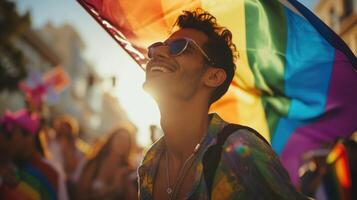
[{"xmin": 138, "ymin": 113, "xmax": 307, "ymax": 200}]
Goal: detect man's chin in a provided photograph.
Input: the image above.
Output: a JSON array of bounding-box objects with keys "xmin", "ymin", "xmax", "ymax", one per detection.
[{"xmin": 142, "ymin": 81, "xmax": 164, "ymax": 101}]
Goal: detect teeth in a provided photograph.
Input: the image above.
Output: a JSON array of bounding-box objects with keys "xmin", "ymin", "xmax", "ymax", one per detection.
[{"xmin": 150, "ymin": 66, "xmax": 170, "ymax": 73}]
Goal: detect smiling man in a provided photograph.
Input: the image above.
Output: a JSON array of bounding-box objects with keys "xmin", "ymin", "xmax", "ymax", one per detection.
[{"xmin": 139, "ymin": 9, "xmax": 306, "ymax": 200}]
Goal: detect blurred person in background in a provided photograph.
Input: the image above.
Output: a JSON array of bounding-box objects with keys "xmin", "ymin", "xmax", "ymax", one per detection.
[
  {"xmin": 38, "ymin": 121, "xmax": 69, "ymax": 200},
  {"xmin": 0, "ymin": 115, "xmax": 20, "ymax": 199},
  {"xmin": 0, "ymin": 109, "xmax": 63, "ymax": 199},
  {"xmin": 75, "ymin": 126, "xmax": 138, "ymax": 200},
  {"xmin": 52, "ymin": 115, "xmax": 83, "ymax": 178},
  {"xmin": 48, "ymin": 115, "xmax": 88, "ymax": 196},
  {"xmin": 299, "ymin": 133, "xmax": 357, "ymax": 200}
]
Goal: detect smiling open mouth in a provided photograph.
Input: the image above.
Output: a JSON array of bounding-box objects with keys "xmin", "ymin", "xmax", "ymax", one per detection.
[{"xmin": 150, "ymin": 66, "xmax": 171, "ymax": 73}]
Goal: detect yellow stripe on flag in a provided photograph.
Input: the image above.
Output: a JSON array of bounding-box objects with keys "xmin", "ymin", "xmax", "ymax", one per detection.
[{"xmin": 203, "ymin": 0, "xmax": 270, "ymax": 141}]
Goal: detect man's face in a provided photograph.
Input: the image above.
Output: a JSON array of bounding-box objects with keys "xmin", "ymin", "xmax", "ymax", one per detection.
[{"xmin": 143, "ymin": 28, "xmax": 210, "ymax": 102}]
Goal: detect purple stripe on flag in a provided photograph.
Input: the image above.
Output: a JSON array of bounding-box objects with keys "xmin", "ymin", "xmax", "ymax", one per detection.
[{"xmin": 280, "ymin": 50, "xmax": 357, "ymax": 184}]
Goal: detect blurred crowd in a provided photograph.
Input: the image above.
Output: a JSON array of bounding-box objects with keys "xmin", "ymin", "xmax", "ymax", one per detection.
[
  {"xmin": 0, "ymin": 50, "xmax": 143, "ymax": 199},
  {"xmin": 0, "ymin": 107, "xmax": 140, "ymax": 200}
]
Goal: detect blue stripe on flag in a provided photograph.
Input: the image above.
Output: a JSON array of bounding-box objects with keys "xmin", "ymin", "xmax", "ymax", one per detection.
[{"xmin": 272, "ymin": 6, "xmax": 334, "ymax": 154}]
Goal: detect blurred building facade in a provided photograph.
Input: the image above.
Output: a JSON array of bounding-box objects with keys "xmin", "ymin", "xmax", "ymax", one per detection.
[
  {"xmin": 37, "ymin": 23, "xmax": 134, "ymax": 139},
  {"xmin": 15, "ymin": 29, "xmax": 60, "ymax": 71},
  {"xmin": 0, "ymin": 28, "xmax": 60, "ymax": 113},
  {"xmin": 315, "ymin": 0, "xmax": 357, "ymax": 54},
  {"xmin": 37, "ymin": 23, "xmax": 94, "ymax": 129}
]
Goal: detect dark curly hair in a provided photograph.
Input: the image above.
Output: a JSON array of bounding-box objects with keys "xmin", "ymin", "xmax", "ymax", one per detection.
[{"xmin": 174, "ymin": 9, "xmax": 237, "ymax": 104}]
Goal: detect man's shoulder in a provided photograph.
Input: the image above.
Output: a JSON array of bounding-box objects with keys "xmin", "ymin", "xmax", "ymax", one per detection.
[
  {"xmin": 217, "ymin": 123, "xmax": 277, "ymax": 163},
  {"xmin": 215, "ymin": 124, "xmax": 308, "ymax": 200},
  {"xmin": 221, "ymin": 124, "xmax": 270, "ymax": 148}
]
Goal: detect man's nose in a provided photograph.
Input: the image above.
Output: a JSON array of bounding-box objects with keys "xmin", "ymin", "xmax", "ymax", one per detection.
[{"xmin": 150, "ymin": 44, "xmax": 170, "ymax": 59}]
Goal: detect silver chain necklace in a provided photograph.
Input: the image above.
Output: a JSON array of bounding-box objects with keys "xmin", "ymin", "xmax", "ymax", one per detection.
[{"xmin": 165, "ymin": 139, "xmax": 204, "ymax": 200}]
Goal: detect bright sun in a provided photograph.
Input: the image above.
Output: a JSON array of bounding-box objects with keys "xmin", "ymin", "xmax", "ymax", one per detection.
[{"xmin": 112, "ymin": 56, "xmax": 161, "ymax": 148}]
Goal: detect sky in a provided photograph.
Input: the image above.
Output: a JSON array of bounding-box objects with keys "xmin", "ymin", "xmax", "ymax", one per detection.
[
  {"xmin": 300, "ymin": 0, "xmax": 319, "ymax": 8},
  {"xmin": 13, "ymin": 0, "xmax": 319, "ymax": 146}
]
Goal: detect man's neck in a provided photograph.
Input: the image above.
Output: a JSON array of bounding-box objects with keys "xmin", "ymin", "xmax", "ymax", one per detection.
[{"xmin": 158, "ymin": 98, "xmax": 210, "ymax": 163}]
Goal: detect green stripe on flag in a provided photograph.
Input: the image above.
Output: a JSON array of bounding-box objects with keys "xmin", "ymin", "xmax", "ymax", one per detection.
[{"xmin": 245, "ymin": 0, "xmax": 290, "ymax": 138}]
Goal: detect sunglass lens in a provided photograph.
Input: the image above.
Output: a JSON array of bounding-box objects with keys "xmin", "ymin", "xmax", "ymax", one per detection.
[{"xmin": 169, "ymin": 39, "xmax": 188, "ymax": 56}]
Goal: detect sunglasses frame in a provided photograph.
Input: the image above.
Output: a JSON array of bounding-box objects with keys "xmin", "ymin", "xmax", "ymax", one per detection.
[{"xmin": 148, "ymin": 37, "xmax": 215, "ymax": 66}]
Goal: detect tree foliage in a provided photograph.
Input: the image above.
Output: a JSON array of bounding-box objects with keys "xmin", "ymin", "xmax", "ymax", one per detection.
[{"xmin": 0, "ymin": 0, "xmax": 31, "ymax": 91}]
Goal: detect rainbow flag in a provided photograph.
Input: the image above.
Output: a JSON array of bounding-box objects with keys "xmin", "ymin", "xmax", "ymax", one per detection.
[
  {"xmin": 12, "ymin": 155, "xmax": 58, "ymax": 200},
  {"xmin": 77, "ymin": 0, "xmax": 357, "ymax": 184},
  {"xmin": 325, "ymin": 142, "xmax": 352, "ymax": 200},
  {"xmin": 1, "ymin": 162, "xmax": 58, "ymax": 200}
]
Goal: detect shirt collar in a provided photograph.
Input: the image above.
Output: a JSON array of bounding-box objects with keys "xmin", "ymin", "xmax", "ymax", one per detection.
[
  {"xmin": 139, "ymin": 113, "xmax": 226, "ymax": 167},
  {"xmin": 204, "ymin": 113, "xmax": 227, "ymax": 147},
  {"xmin": 138, "ymin": 113, "xmax": 228, "ymax": 198}
]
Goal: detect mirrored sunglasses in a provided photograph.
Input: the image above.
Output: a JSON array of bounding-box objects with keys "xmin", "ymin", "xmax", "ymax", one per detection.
[{"xmin": 147, "ymin": 37, "xmax": 215, "ymax": 65}]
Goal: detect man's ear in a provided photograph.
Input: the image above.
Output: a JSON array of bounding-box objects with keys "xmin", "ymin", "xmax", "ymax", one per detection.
[{"xmin": 203, "ymin": 67, "xmax": 226, "ymax": 88}]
